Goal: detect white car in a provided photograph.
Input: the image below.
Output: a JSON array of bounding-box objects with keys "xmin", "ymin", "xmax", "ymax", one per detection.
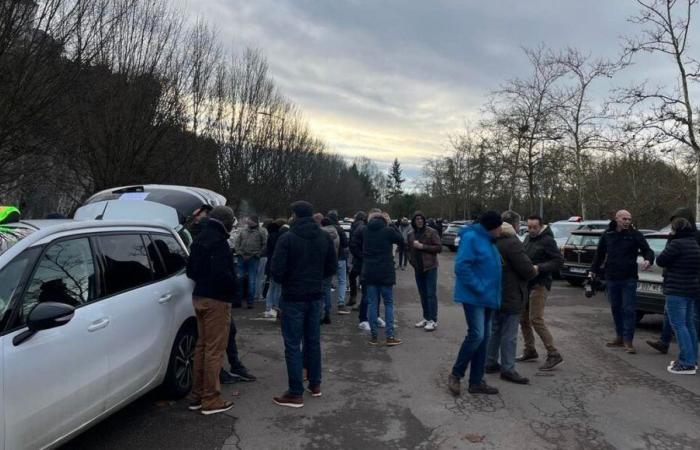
[{"xmin": 0, "ymin": 219, "xmax": 196, "ymax": 449}]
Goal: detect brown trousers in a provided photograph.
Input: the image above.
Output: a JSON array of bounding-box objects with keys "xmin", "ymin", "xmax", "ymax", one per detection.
[
  {"xmin": 520, "ymin": 285, "xmax": 557, "ymax": 354},
  {"xmin": 191, "ymin": 297, "xmax": 231, "ymax": 409}
]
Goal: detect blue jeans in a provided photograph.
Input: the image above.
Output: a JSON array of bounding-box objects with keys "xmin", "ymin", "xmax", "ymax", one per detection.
[
  {"xmin": 336, "ymin": 260, "xmax": 347, "ymax": 306},
  {"xmin": 366, "ymin": 285, "xmax": 395, "ymax": 339},
  {"xmin": 452, "ymin": 304, "xmax": 493, "ymax": 386},
  {"xmin": 665, "ymin": 295, "xmax": 698, "ymax": 367},
  {"xmin": 660, "ymin": 310, "xmax": 674, "ymax": 345},
  {"xmin": 322, "ymin": 277, "xmax": 333, "ymax": 316},
  {"xmin": 280, "ymin": 299, "xmax": 322, "ymax": 395},
  {"xmin": 265, "ymin": 280, "xmax": 282, "ymax": 312},
  {"xmin": 237, "ymin": 256, "xmax": 260, "ymax": 306},
  {"xmin": 415, "ymin": 268, "xmax": 438, "ymax": 322},
  {"xmin": 606, "ymin": 279, "xmax": 637, "ymax": 342},
  {"xmin": 486, "ymin": 311, "xmax": 520, "ymax": 374}
]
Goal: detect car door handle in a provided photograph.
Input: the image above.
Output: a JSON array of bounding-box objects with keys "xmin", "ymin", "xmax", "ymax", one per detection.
[
  {"xmin": 88, "ymin": 318, "xmax": 110, "ymax": 332},
  {"xmin": 158, "ymin": 294, "xmax": 173, "ymax": 304}
]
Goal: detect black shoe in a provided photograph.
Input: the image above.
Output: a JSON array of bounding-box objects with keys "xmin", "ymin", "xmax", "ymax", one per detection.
[
  {"xmin": 500, "ymin": 371, "xmax": 530, "ymax": 385},
  {"xmin": 539, "ymin": 352, "xmax": 563, "ymax": 371},
  {"xmin": 484, "ymin": 363, "xmax": 501, "ymax": 374},
  {"xmin": 468, "ymin": 382, "xmax": 499, "ymax": 395},
  {"xmin": 646, "ymin": 340, "xmax": 669, "ymax": 354},
  {"xmin": 220, "ymin": 369, "xmax": 240, "ymax": 385},
  {"xmin": 346, "ymin": 297, "xmax": 357, "ymax": 307},
  {"xmin": 230, "ymin": 367, "xmax": 257, "ymax": 382},
  {"xmin": 516, "ymin": 350, "xmax": 539, "ymax": 362},
  {"xmin": 247, "ymin": 304, "xmax": 254, "ymax": 309},
  {"xmin": 321, "ymin": 314, "xmax": 331, "ymax": 325}
]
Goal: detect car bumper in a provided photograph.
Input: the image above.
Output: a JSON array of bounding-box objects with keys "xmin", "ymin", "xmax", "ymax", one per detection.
[
  {"xmin": 636, "ymin": 290, "xmax": 665, "ymax": 315},
  {"xmin": 560, "ymin": 264, "xmax": 590, "ymax": 279}
]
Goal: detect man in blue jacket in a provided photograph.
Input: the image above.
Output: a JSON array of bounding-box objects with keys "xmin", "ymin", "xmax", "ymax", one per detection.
[{"xmin": 448, "ymin": 211, "xmax": 503, "ymax": 396}]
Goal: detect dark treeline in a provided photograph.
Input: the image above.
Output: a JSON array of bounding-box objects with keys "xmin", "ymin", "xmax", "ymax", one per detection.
[{"xmin": 0, "ymin": 0, "xmax": 377, "ymax": 219}]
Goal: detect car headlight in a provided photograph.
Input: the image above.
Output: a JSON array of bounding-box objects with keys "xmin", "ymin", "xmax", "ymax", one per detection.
[{"xmin": 454, "ymin": 236, "xmax": 461, "ymax": 247}]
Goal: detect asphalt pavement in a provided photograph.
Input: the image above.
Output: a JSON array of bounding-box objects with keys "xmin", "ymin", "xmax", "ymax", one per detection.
[{"xmin": 63, "ymin": 251, "xmax": 700, "ymax": 450}]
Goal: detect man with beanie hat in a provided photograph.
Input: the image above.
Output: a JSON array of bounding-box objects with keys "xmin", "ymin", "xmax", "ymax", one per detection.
[
  {"xmin": 408, "ymin": 211, "xmax": 443, "ymax": 331},
  {"xmin": 271, "ymin": 201, "xmax": 337, "ymax": 408},
  {"xmin": 234, "ymin": 215, "xmax": 268, "ymax": 308},
  {"xmin": 448, "ymin": 211, "xmax": 503, "ymax": 397},
  {"xmin": 186, "ymin": 206, "xmax": 237, "ymax": 415}
]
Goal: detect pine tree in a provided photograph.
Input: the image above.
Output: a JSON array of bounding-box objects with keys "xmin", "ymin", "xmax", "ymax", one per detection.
[{"xmin": 388, "ymin": 158, "xmax": 405, "ymax": 199}]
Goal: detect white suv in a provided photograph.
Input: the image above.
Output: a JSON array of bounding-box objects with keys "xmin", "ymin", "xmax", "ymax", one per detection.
[{"xmin": 0, "ymin": 219, "xmax": 196, "ymax": 450}]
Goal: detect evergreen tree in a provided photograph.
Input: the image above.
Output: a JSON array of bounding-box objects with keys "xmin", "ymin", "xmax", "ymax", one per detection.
[{"xmin": 388, "ymin": 158, "xmax": 405, "ymax": 199}]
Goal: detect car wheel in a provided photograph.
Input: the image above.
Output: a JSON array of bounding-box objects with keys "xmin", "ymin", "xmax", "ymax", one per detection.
[
  {"xmin": 161, "ymin": 323, "xmax": 197, "ymax": 399},
  {"xmin": 565, "ymin": 277, "xmax": 584, "ymax": 287},
  {"xmin": 635, "ymin": 311, "xmax": 645, "ymax": 325}
]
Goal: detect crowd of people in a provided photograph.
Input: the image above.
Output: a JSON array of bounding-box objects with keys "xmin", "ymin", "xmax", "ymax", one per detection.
[{"xmin": 182, "ymin": 201, "xmax": 699, "ymax": 415}]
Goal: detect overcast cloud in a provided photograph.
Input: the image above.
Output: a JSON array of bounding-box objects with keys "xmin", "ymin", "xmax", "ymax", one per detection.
[{"xmin": 183, "ymin": 1, "xmax": 680, "ymax": 183}]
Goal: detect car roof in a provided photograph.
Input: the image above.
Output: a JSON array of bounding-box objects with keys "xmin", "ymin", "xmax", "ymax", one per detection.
[
  {"xmin": 7, "ymin": 219, "xmax": 74, "ymax": 230},
  {"xmin": 570, "ymin": 229, "xmax": 605, "ymax": 236}
]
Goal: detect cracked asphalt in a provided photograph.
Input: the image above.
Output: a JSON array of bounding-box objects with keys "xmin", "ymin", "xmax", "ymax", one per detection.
[{"xmin": 63, "ymin": 252, "xmax": 700, "ymax": 450}]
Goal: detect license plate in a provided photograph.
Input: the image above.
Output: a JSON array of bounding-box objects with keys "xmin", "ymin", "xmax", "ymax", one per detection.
[
  {"xmin": 637, "ymin": 282, "xmax": 662, "ymax": 294},
  {"xmin": 569, "ymin": 267, "xmax": 587, "ymax": 274}
]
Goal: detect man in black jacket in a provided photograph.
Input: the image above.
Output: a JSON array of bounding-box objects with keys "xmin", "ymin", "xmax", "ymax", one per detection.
[
  {"xmin": 590, "ymin": 210, "xmax": 654, "ymax": 353},
  {"xmin": 348, "ymin": 211, "xmax": 366, "ymax": 308},
  {"xmin": 328, "ymin": 210, "xmax": 351, "ymax": 315},
  {"xmin": 271, "ymin": 201, "xmax": 337, "ymax": 408},
  {"xmin": 362, "ymin": 211, "xmax": 405, "ymax": 346},
  {"xmin": 519, "ymin": 215, "xmax": 564, "ymax": 371},
  {"xmin": 186, "ymin": 206, "xmax": 237, "ymax": 416}
]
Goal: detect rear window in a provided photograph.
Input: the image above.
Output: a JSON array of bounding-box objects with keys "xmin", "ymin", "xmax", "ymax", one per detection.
[
  {"xmin": 0, "ymin": 227, "xmax": 34, "ymax": 256},
  {"xmin": 647, "ymin": 237, "xmax": 668, "ymax": 254},
  {"xmin": 550, "ymin": 223, "xmax": 580, "ymax": 239},
  {"xmin": 565, "ymin": 234, "xmax": 600, "ymax": 247}
]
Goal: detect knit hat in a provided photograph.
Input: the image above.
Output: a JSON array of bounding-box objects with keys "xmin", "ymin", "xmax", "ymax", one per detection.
[
  {"xmin": 291, "ymin": 200, "xmax": 314, "ymax": 218},
  {"xmin": 210, "ymin": 206, "xmax": 235, "ymax": 232},
  {"xmin": 479, "ymin": 211, "xmax": 503, "ymax": 231},
  {"xmin": 327, "ymin": 210, "xmax": 339, "ymax": 223}
]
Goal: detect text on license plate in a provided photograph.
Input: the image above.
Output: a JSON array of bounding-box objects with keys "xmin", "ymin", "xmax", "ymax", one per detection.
[
  {"xmin": 637, "ymin": 282, "xmax": 662, "ymax": 294},
  {"xmin": 570, "ymin": 267, "xmax": 587, "ymax": 274}
]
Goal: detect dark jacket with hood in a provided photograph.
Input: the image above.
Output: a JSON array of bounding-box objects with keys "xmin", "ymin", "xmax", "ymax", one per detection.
[
  {"xmin": 591, "ymin": 221, "xmax": 654, "ymax": 281},
  {"xmin": 350, "ymin": 218, "xmax": 366, "ymax": 271},
  {"xmin": 361, "ymin": 215, "xmax": 405, "ymax": 286},
  {"xmin": 496, "ymin": 223, "xmax": 537, "ymax": 314},
  {"xmin": 407, "ymin": 211, "xmax": 442, "ymax": 272},
  {"xmin": 656, "ymin": 228, "xmax": 700, "ymax": 298},
  {"xmin": 187, "ymin": 219, "xmax": 237, "ymax": 302},
  {"xmin": 264, "ymin": 222, "xmax": 288, "ymax": 276},
  {"xmin": 523, "ymin": 225, "xmax": 563, "ymax": 290},
  {"xmin": 271, "ymin": 216, "xmax": 337, "ymax": 302},
  {"xmin": 328, "ymin": 213, "xmax": 349, "ymax": 261}
]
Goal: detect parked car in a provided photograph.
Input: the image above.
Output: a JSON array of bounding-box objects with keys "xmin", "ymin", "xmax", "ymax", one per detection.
[
  {"xmin": 560, "ymin": 229, "xmax": 604, "ymax": 286},
  {"xmin": 635, "ymin": 232, "xmax": 667, "ymax": 324},
  {"xmin": 0, "ymin": 217, "xmax": 197, "ymax": 449},
  {"xmin": 442, "ymin": 221, "xmax": 471, "ymax": 251}
]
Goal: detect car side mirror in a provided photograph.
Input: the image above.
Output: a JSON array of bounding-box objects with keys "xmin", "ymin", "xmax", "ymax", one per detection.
[{"xmin": 13, "ymin": 302, "xmax": 75, "ymax": 346}]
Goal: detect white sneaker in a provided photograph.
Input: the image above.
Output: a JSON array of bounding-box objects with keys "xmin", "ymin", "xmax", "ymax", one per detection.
[
  {"xmin": 424, "ymin": 321, "xmax": 437, "ymax": 331},
  {"xmin": 263, "ymin": 309, "xmax": 277, "ymax": 319},
  {"xmin": 358, "ymin": 321, "xmax": 371, "ymax": 332},
  {"xmin": 415, "ymin": 319, "xmax": 428, "ymax": 328},
  {"xmin": 376, "ymin": 317, "xmax": 386, "ymax": 328}
]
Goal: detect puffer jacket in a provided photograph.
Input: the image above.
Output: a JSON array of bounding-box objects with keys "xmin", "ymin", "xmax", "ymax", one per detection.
[
  {"xmin": 591, "ymin": 221, "xmax": 654, "ymax": 281},
  {"xmin": 656, "ymin": 229, "xmax": 700, "ymax": 298},
  {"xmin": 496, "ymin": 223, "xmax": 537, "ymax": 314},
  {"xmin": 453, "ymin": 223, "xmax": 502, "ymax": 309}
]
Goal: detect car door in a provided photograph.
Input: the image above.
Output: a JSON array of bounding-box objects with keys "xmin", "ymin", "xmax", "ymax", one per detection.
[
  {"xmin": 95, "ymin": 233, "xmax": 175, "ymax": 410},
  {"xmin": 3, "ymin": 237, "xmax": 110, "ymax": 450}
]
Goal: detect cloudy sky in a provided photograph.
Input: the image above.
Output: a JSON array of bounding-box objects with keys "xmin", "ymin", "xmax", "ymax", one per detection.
[{"xmin": 183, "ymin": 1, "xmax": 675, "ymax": 183}]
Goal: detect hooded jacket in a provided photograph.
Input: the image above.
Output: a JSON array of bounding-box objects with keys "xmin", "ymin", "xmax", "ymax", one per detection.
[
  {"xmin": 407, "ymin": 211, "xmax": 442, "ymax": 272},
  {"xmin": 361, "ymin": 214, "xmax": 405, "ymax": 286},
  {"xmin": 186, "ymin": 219, "xmax": 237, "ymax": 302},
  {"xmin": 453, "ymin": 223, "xmax": 502, "ymax": 309},
  {"xmin": 591, "ymin": 220, "xmax": 654, "ymax": 281},
  {"xmin": 656, "ymin": 228, "xmax": 700, "ymax": 298},
  {"xmin": 496, "ymin": 223, "xmax": 537, "ymax": 314},
  {"xmin": 271, "ymin": 217, "xmax": 337, "ymax": 302},
  {"xmin": 322, "ymin": 224, "xmax": 340, "ymax": 257},
  {"xmin": 350, "ymin": 219, "xmax": 366, "ymax": 271},
  {"xmin": 328, "ymin": 213, "xmax": 349, "ymax": 260},
  {"xmin": 523, "ymin": 225, "xmax": 563, "ymax": 290},
  {"xmin": 264, "ymin": 222, "xmax": 288, "ymax": 276}
]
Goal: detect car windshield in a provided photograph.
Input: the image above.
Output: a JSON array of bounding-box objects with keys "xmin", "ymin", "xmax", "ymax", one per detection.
[
  {"xmin": 565, "ymin": 234, "xmax": 600, "ymax": 247},
  {"xmin": 0, "ymin": 227, "xmax": 34, "ymax": 256},
  {"xmin": 646, "ymin": 237, "xmax": 668, "ymax": 254},
  {"xmin": 549, "ymin": 223, "xmax": 580, "ymax": 239}
]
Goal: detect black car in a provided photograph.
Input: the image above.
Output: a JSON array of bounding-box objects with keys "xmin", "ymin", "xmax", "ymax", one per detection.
[{"xmin": 560, "ymin": 229, "xmax": 604, "ymax": 286}]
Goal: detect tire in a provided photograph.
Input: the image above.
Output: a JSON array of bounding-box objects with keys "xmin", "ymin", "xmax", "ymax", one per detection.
[
  {"xmin": 635, "ymin": 311, "xmax": 645, "ymax": 325},
  {"xmin": 565, "ymin": 277, "xmax": 584, "ymax": 287},
  {"xmin": 161, "ymin": 322, "xmax": 197, "ymax": 399}
]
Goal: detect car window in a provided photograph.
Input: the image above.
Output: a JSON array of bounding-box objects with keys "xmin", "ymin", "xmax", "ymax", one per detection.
[
  {"xmin": 550, "ymin": 223, "xmax": 579, "ymax": 239},
  {"xmin": 98, "ymin": 235, "xmax": 153, "ymax": 296},
  {"xmin": 19, "ymin": 238, "xmax": 96, "ymax": 326},
  {"xmin": 0, "ymin": 248, "xmax": 39, "ymax": 328},
  {"xmin": 0, "ymin": 226, "xmax": 34, "ymax": 256},
  {"xmin": 149, "ymin": 234, "xmax": 187, "ymax": 278},
  {"xmin": 647, "ymin": 237, "xmax": 668, "ymax": 255}
]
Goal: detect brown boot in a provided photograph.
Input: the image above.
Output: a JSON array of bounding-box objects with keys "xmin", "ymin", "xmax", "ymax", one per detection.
[
  {"xmin": 448, "ymin": 374, "xmax": 461, "ymax": 396},
  {"xmin": 606, "ymin": 337, "xmax": 624, "ymax": 348}
]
